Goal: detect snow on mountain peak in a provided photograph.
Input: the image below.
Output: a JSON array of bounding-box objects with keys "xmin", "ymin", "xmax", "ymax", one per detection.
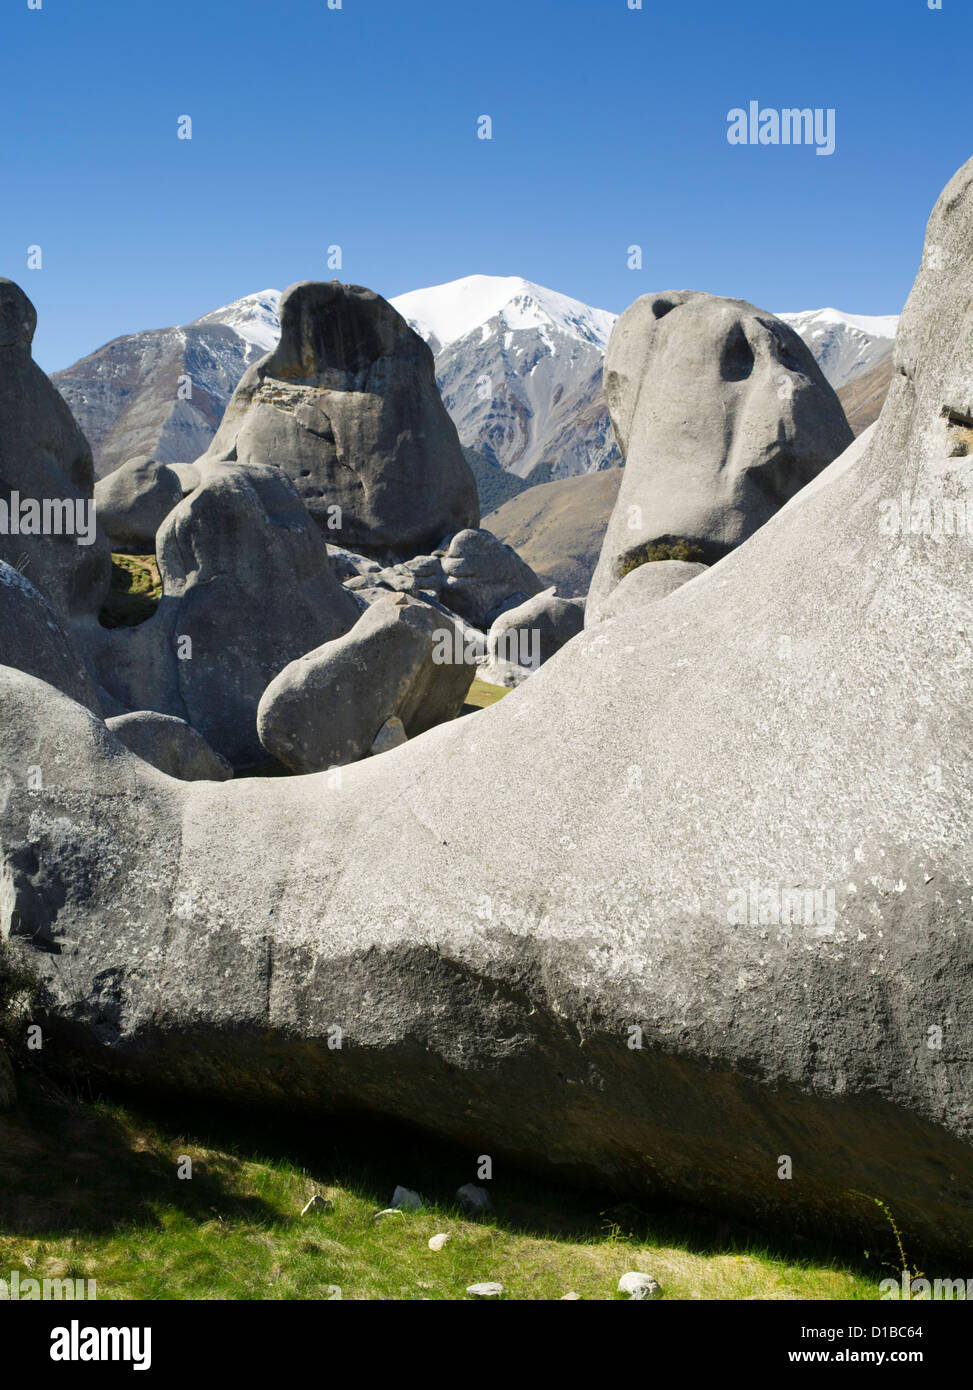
[
  {"xmin": 775, "ymin": 306, "xmax": 899, "ymax": 390},
  {"xmin": 776, "ymin": 306, "xmax": 899, "ymax": 341},
  {"xmin": 193, "ymin": 289, "xmax": 282, "ymax": 354},
  {"xmin": 390, "ymin": 274, "xmax": 617, "ymax": 353}
]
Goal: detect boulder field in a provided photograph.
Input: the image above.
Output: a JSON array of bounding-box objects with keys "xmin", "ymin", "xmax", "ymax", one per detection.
[{"xmin": 2, "ymin": 164, "xmax": 973, "ymax": 1259}]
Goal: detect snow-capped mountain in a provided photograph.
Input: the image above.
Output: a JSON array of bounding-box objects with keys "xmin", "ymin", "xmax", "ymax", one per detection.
[
  {"xmin": 391, "ymin": 275, "xmax": 620, "ymax": 479},
  {"xmin": 392, "ymin": 274, "xmax": 616, "ymax": 356},
  {"xmin": 52, "ymin": 292, "xmax": 283, "ymax": 478},
  {"xmin": 53, "ymin": 276, "xmax": 623, "ymax": 483},
  {"xmin": 776, "ymin": 308, "xmax": 898, "ymax": 390},
  {"xmin": 51, "ymin": 279, "xmax": 901, "ymax": 486},
  {"xmin": 193, "ymin": 289, "xmax": 283, "ymax": 356}
]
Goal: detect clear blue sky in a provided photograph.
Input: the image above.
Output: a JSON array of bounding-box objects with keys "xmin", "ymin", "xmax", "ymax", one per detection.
[{"xmin": 2, "ymin": 0, "xmax": 970, "ymax": 371}]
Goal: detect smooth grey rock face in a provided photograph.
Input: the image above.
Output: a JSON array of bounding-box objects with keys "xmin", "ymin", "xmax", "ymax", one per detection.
[
  {"xmin": 0, "ymin": 560, "xmax": 102, "ymax": 714},
  {"xmin": 202, "ymin": 281, "xmax": 480, "ymax": 557},
  {"xmin": 585, "ymin": 559, "xmax": 708, "ymax": 627},
  {"xmin": 169, "ymin": 462, "xmax": 201, "ymax": 495},
  {"xmin": 486, "ymin": 587, "xmax": 584, "ymax": 675},
  {"xmin": 4, "ymin": 164, "xmax": 973, "ymax": 1261},
  {"xmin": 257, "ymin": 595, "xmax": 475, "ymax": 773},
  {"xmin": 93, "ymin": 455, "xmax": 183, "ymax": 552},
  {"xmin": 440, "ymin": 528, "xmax": 545, "ymax": 627},
  {"xmin": 370, "ymin": 716, "xmax": 408, "ymax": 756},
  {"xmin": 327, "ymin": 545, "xmax": 383, "ymax": 584},
  {"xmin": 85, "ymin": 459, "xmax": 361, "ymax": 767},
  {"xmin": 0, "ymin": 279, "xmax": 111, "ymax": 625},
  {"xmin": 105, "ymin": 711, "xmax": 233, "ymax": 782},
  {"xmin": 588, "ymin": 291, "xmax": 853, "ymax": 610}
]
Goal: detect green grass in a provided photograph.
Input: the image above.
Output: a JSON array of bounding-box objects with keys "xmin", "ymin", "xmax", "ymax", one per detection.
[
  {"xmin": 0, "ymin": 1079, "xmax": 886, "ymax": 1301},
  {"xmin": 461, "ymin": 675, "xmax": 511, "ymax": 713},
  {"xmin": 99, "ymin": 553, "xmax": 162, "ymax": 628}
]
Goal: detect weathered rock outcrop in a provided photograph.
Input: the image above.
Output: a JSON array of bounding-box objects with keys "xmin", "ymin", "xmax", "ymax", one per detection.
[
  {"xmin": 588, "ymin": 291, "xmax": 853, "ymax": 611},
  {"xmin": 105, "ymin": 711, "xmax": 233, "ymax": 782},
  {"xmin": 3, "ymin": 163, "xmax": 973, "ymax": 1260},
  {"xmin": 257, "ymin": 594, "xmax": 475, "ymax": 772},
  {"xmin": 337, "ymin": 530, "xmax": 545, "ymax": 640},
  {"xmin": 84, "ymin": 459, "xmax": 361, "ymax": 766},
  {"xmin": 439, "ymin": 528, "xmax": 545, "ymax": 627},
  {"xmin": 585, "ymin": 559, "xmax": 707, "ymax": 627},
  {"xmin": 0, "ymin": 279, "xmax": 111, "ymax": 624},
  {"xmin": 201, "ymin": 281, "xmax": 479, "ymax": 557},
  {"xmin": 94, "ymin": 455, "xmax": 183, "ymax": 552},
  {"xmin": 482, "ymin": 587, "xmax": 584, "ymax": 685},
  {"xmin": 0, "ymin": 560, "xmax": 102, "ymax": 713}
]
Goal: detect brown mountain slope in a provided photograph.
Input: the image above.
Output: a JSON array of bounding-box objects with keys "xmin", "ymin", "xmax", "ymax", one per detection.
[
  {"xmin": 836, "ymin": 349, "xmax": 894, "ymax": 435},
  {"xmin": 484, "ymin": 468, "xmax": 622, "ymax": 597}
]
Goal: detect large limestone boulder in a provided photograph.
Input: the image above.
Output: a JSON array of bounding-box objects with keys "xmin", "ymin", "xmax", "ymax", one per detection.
[
  {"xmin": 201, "ymin": 281, "xmax": 479, "ymax": 557},
  {"xmin": 585, "ymin": 559, "xmax": 707, "ymax": 627},
  {"xmin": 94, "ymin": 455, "xmax": 183, "ymax": 552},
  {"xmin": 0, "ymin": 559, "xmax": 102, "ymax": 713},
  {"xmin": 440, "ymin": 528, "xmax": 545, "ymax": 627},
  {"xmin": 482, "ymin": 587, "xmax": 584, "ymax": 685},
  {"xmin": 587, "ymin": 291, "xmax": 853, "ymax": 611},
  {"xmin": 3, "ymin": 161, "xmax": 973, "ymax": 1260},
  {"xmin": 0, "ymin": 279, "xmax": 111, "ymax": 624},
  {"xmin": 106, "ymin": 711, "xmax": 233, "ymax": 782},
  {"xmin": 257, "ymin": 594, "xmax": 475, "ymax": 772},
  {"xmin": 84, "ymin": 460, "xmax": 361, "ymax": 767}
]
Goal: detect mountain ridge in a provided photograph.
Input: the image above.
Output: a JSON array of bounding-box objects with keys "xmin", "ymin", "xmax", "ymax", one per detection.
[{"xmin": 51, "ymin": 277, "xmax": 899, "ymax": 489}]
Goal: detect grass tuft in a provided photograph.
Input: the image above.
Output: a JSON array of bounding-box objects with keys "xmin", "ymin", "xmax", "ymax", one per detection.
[
  {"xmin": 99, "ymin": 554, "xmax": 162, "ymax": 628},
  {"xmin": 619, "ymin": 538, "xmax": 706, "ymax": 576}
]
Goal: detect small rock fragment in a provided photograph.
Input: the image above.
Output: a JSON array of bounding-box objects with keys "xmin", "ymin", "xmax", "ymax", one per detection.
[
  {"xmin": 561, "ymin": 1291, "xmax": 581, "ymax": 1300},
  {"xmin": 428, "ymin": 1233, "xmax": 451, "ymax": 1251},
  {"xmin": 391, "ymin": 1185, "xmax": 425, "ymax": 1212},
  {"xmin": 467, "ymin": 1281, "xmax": 504, "ymax": 1299},
  {"xmin": 618, "ymin": 1272, "xmax": 662, "ymax": 1300},
  {"xmin": 456, "ymin": 1182, "xmax": 493, "ymax": 1215},
  {"xmin": 300, "ymin": 1194, "xmax": 332, "ymax": 1216}
]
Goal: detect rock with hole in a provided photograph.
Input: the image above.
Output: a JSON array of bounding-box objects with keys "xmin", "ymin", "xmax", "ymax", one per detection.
[{"xmin": 587, "ymin": 291, "xmax": 852, "ymax": 611}]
